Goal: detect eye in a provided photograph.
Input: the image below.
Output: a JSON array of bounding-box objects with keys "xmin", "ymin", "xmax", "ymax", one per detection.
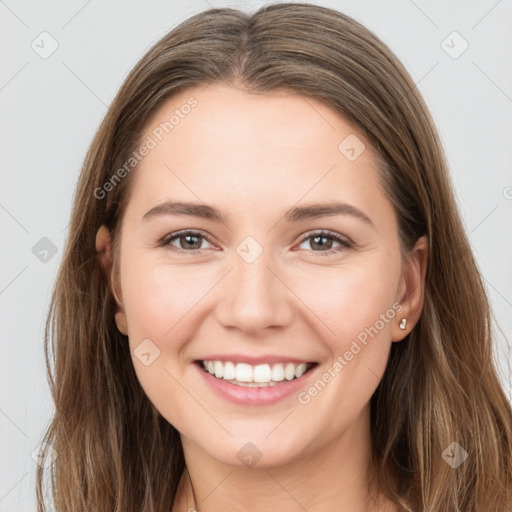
[
  {"xmin": 159, "ymin": 229, "xmax": 353, "ymax": 256},
  {"xmin": 296, "ymin": 230, "xmax": 353, "ymax": 256},
  {"xmin": 160, "ymin": 230, "xmax": 215, "ymax": 253}
]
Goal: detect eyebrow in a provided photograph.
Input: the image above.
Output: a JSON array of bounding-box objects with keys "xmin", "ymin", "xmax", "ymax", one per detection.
[{"xmin": 142, "ymin": 200, "xmax": 374, "ymax": 226}]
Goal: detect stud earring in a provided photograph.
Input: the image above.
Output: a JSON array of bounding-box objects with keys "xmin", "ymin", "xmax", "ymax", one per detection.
[{"xmin": 399, "ymin": 318, "xmax": 407, "ymax": 330}]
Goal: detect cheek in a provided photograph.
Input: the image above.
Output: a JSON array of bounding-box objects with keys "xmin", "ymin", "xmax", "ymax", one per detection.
[
  {"xmin": 292, "ymin": 256, "xmax": 400, "ymax": 345},
  {"xmin": 122, "ymin": 247, "xmax": 401, "ymax": 359},
  {"xmin": 119, "ymin": 253, "xmax": 213, "ymax": 420},
  {"xmin": 121, "ymin": 252, "xmax": 217, "ymax": 341},
  {"xmin": 290, "ymin": 256, "xmax": 401, "ymax": 407}
]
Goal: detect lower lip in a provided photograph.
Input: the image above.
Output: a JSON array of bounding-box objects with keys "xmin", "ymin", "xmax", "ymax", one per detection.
[{"xmin": 193, "ymin": 362, "xmax": 319, "ymax": 406}]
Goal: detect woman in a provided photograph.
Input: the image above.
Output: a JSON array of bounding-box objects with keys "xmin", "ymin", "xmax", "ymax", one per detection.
[{"xmin": 36, "ymin": 3, "xmax": 512, "ymax": 511}]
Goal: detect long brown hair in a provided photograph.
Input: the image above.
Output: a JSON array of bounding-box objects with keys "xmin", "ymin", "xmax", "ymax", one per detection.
[{"xmin": 36, "ymin": 3, "xmax": 512, "ymax": 511}]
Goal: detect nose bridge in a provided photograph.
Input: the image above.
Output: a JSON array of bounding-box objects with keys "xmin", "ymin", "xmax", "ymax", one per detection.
[
  {"xmin": 235, "ymin": 244, "xmax": 273, "ymax": 297},
  {"xmin": 216, "ymin": 237, "xmax": 292, "ymax": 332}
]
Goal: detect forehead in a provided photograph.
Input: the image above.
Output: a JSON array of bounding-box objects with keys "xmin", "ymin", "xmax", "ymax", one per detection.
[
  {"xmin": 140, "ymin": 83, "xmax": 367, "ymax": 164},
  {"xmin": 125, "ymin": 83, "xmax": 392, "ymax": 228}
]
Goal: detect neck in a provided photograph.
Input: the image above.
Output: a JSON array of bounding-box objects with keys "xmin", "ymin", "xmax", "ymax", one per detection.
[{"xmin": 172, "ymin": 407, "xmax": 397, "ymax": 512}]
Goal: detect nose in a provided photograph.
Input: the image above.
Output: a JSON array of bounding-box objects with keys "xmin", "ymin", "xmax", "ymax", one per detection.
[{"xmin": 215, "ymin": 247, "xmax": 294, "ymax": 334}]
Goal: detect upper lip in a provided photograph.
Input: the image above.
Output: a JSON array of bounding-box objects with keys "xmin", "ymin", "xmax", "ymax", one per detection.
[{"xmin": 195, "ymin": 354, "xmax": 316, "ymax": 365}]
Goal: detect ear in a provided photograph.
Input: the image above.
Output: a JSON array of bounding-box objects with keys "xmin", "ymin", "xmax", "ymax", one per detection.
[
  {"xmin": 392, "ymin": 235, "xmax": 428, "ymax": 342},
  {"xmin": 95, "ymin": 225, "xmax": 128, "ymax": 335}
]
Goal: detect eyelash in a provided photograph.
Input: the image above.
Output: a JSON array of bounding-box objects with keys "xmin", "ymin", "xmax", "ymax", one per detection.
[
  {"xmin": 159, "ymin": 229, "xmax": 353, "ymax": 256},
  {"xmin": 297, "ymin": 230, "xmax": 353, "ymax": 256}
]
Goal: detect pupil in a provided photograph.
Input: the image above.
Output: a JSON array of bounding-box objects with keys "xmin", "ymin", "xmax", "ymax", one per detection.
[
  {"xmin": 183, "ymin": 235, "xmax": 200, "ymax": 249},
  {"xmin": 313, "ymin": 236, "xmax": 332, "ymax": 250}
]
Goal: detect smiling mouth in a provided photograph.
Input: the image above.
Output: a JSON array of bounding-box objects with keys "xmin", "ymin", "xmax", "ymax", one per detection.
[{"xmin": 195, "ymin": 360, "xmax": 318, "ymax": 387}]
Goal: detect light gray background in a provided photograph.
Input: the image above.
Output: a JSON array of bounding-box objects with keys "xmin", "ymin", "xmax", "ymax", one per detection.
[{"xmin": 1, "ymin": 1, "xmax": 511, "ymax": 510}]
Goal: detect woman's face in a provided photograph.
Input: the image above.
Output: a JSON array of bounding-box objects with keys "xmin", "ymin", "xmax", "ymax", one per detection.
[{"xmin": 107, "ymin": 83, "xmax": 425, "ymax": 468}]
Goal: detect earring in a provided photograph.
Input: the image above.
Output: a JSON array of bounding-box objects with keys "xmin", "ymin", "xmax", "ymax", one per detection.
[{"xmin": 399, "ymin": 318, "xmax": 407, "ymax": 330}]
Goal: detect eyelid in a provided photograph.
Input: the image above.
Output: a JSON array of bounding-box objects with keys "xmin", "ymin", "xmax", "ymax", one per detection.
[
  {"xmin": 159, "ymin": 229, "xmax": 217, "ymax": 251},
  {"xmin": 159, "ymin": 229, "xmax": 353, "ymax": 254},
  {"xmin": 296, "ymin": 229, "xmax": 353, "ymax": 246},
  {"xmin": 294, "ymin": 230, "xmax": 353, "ymax": 256}
]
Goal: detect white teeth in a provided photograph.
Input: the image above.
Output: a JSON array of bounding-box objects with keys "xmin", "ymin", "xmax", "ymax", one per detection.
[
  {"xmin": 201, "ymin": 360, "xmax": 312, "ymax": 385},
  {"xmin": 235, "ymin": 363, "xmax": 253, "ymax": 382},
  {"xmin": 230, "ymin": 380, "xmax": 278, "ymax": 387},
  {"xmin": 295, "ymin": 363, "xmax": 308, "ymax": 378},
  {"xmin": 284, "ymin": 363, "xmax": 296, "ymax": 381},
  {"xmin": 271, "ymin": 363, "xmax": 284, "ymax": 382},
  {"xmin": 214, "ymin": 361, "xmax": 223, "ymax": 378},
  {"xmin": 253, "ymin": 364, "xmax": 272, "ymax": 383},
  {"xmin": 223, "ymin": 361, "xmax": 235, "ymax": 380}
]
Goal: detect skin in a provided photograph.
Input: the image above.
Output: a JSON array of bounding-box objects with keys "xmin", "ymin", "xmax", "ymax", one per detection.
[{"xmin": 96, "ymin": 83, "xmax": 427, "ymax": 512}]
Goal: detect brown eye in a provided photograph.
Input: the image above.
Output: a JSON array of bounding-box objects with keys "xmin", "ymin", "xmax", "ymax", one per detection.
[
  {"xmin": 297, "ymin": 231, "xmax": 352, "ymax": 256},
  {"xmin": 161, "ymin": 231, "xmax": 214, "ymax": 252},
  {"xmin": 309, "ymin": 234, "xmax": 334, "ymax": 251}
]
